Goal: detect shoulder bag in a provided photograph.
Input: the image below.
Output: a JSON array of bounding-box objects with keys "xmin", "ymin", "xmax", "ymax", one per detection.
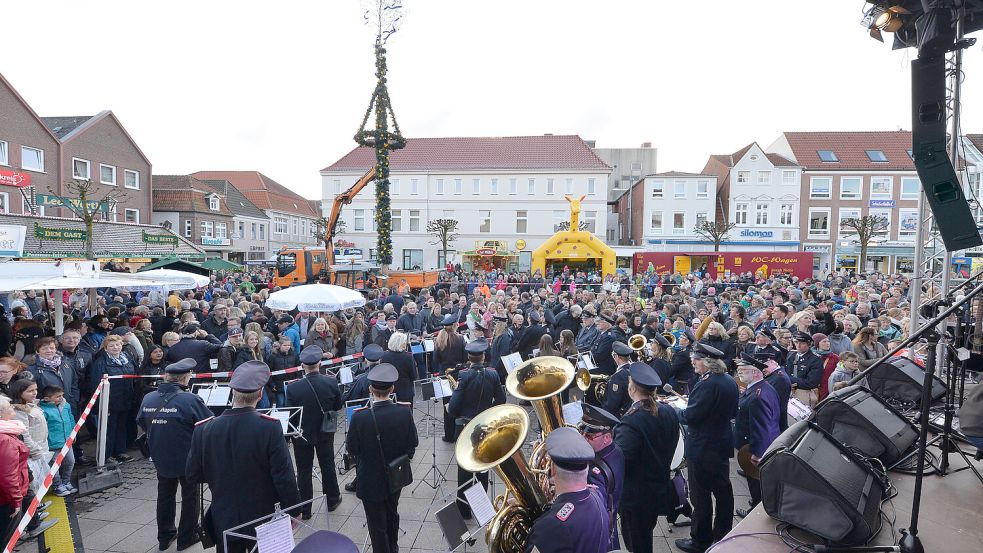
[
  {"xmin": 305, "ymin": 376, "xmax": 337, "ymax": 435},
  {"xmin": 369, "ymin": 404, "xmax": 412, "ymax": 494}
]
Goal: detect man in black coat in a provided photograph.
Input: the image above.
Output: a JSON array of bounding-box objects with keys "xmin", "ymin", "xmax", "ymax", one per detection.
[
  {"xmin": 166, "ymin": 324, "xmax": 223, "ymax": 373},
  {"xmin": 591, "ymin": 311, "xmax": 618, "ymax": 375},
  {"xmin": 602, "ymin": 342, "xmax": 633, "ymax": 415},
  {"xmin": 286, "ymin": 346, "xmax": 343, "ymax": 517},
  {"xmin": 761, "ymin": 356, "xmax": 792, "ymax": 432},
  {"xmin": 200, "ymin": 303, "xmax": 229, "ymax": 340},
  {"xmin": 785, "ymin": 331, "xmax": 824, "ymax": 408},
  {"xmin": 186, "ymin": 361, "xmax": 300, "ymax": 553},
  {"xmin": 138, "ymin": 359, "xmax": 213, "ymax": 551},
  {"xmin": 374, "ymin": 313, "xmax": 398, "ymax": 349},
  {"xmin": 346, "ymin": 364, "xmax": 418, "ymax": 553},
  {"xmin": 515, "ymin": 310, "xmax": 547, "ymax": 359}
]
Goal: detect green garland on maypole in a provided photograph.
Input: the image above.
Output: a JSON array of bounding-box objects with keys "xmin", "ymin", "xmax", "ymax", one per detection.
[{"xmin": 354, "ymin": 23, "xmax": 405, "ymax": 267}]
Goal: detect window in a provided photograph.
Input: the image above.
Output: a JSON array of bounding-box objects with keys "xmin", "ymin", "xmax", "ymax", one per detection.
[
  {"xmin": 782, "ymin": 170, "xmax": 796, "ymax": 185},
  {"xmin": 840, "ymin": 177, "xmax": 862, "ymax": 199},
  {"xmin": 209, "ymin": 196, "xmax": 220, "ymax": 210},
  {"xmin": 72, "ymin": 158, "xmax": 90, "ymax": 180},
  {"xmin": 410, "ymin": 178, "xmax": 419, "ymax": 194},
  {"xmin": 0, "ymin": 141, "xmax": 7, "ymax": 166},
  {"xmin": 0, "ymin": 192, "xmax": 7, "ymax": 214},
  {"xmin": 472, "ymin": 179, "xmax": 480, "ymax": 194},
  {"xmin": 631, "ymin": 161, "xmax": 642, "ymax": 172},
  {"xmin": 259, "ymin": 224, "xmax": 265, "ymax": 240},
  {"xmin": 583, "ymin": 210, "xmax": 597, "ymax": 233},
  {"xmin": 238, "ymin": 222, "xmax": 244, "ymax": 239},
  {"xmin": 870, "ymin": 176, "xmax": 893, "ymax": 199},
  {"xmin": 479, "ymin": 210, "xmax": 491, "ymax": 233},
  {"xmin": 780, "ymin": 203, "xmax": 794, "ymax": 226},
  {"xmin": 354, "ymin": 209, "xmax": 365, "ymax": 231},
  {"xmin": 402, "ymin": 249, "xmax": 424, "ymax": 270},
  {"xmin": 490, "ymin": 178, "xmax": 499, "ymax": 194},
  {"xmin": 391, "ymin": 210, "xmax": 402, "ymax": 232},
  {"xmin": 516, "ymin": 210, "xmax": 528, "ymax": 233},
  {"xmin": 817, "ymin": 150, "xmax": 839, "ymax": 162},
  {"xmin": 901, "ymin": 177, "xmax": 920, "ymax": 200},
  {"xmin": 674, "ymin": 180, "xmax": 686, "ymax": 199},
  {"xmin": 528, "ymin": 178, "xmax": 535, "ymax": 195},
  {"xmin": 564, "ymin": 178, "xmax": 573, "ymax": 194},
  {"xmin": 216, "ymin": 223, "xmax": 228, "ymax": 239},
  {"xmin": 292, "ymin": 218, "xmax": 298, "ymax": 235},
  {"xmin": 651, "ymin": 180, "xmax": 664, "ymax": 198},
  {"xmin": 124, "ymin": 208, "xmax": 139, "ymax": 224},
  {"xmin": 124, "ymin": 170, "xmax": 140, "ymax": 189},
  {"xmin": 587, "ymin": 178, "xmax": 596, "ymax": 195},
  {"xmin": 391, "ymin": 179, "xmax": 400, "ymax": 194},
  {"xmin": 435, "ymin": 179, "xmax": 444, "ymax": 194},
  {"xmin": 696, "ymin": 180, "xmax": 709, "ymax": 198},
  {"xmin": 100, "ymin": 164, "xmax": 116, "ymax": 185},
  {"xmin": 672, "ymin": 212, "xmax": 685, "ymax": 235},
  {"xmin": 755, "ymin": 202, "xmax": 769, "ymax": 225},
  {"xmin": 20, "ymin": 146, "xmax": 43, "ymax": 172},
  {"xmin": 333, "ymin": 179, "xmax": 341, "ymax": 194},
  {"xmin": 809, "ymin": 209, "xmax": 831, "ymax": 237},
  {"xmin": 758, "ymin": 172, "xmax": 770, "ymax": 185},
  {"xmin": 274, "ymin": 216, "xmax": 288, "ymax": 234},
  {"xmin": 201, "ymin": 221, "xmax": 214, "ymax": 238},
  {"xmin": 735, "ymin": 203, "xmax": 749, "ymax": 225},
  {"xmin": 899, "ymin": 209, "xmax": 918, "ymax": 238},
  {"xmin": 547, "ymin": 178, "xmax": 555, "ymax": 194},
  {"xmin": 454, "ymin": 179, "xmax": 462, "ymax": 195},
  {"xmin": 300, "ymin": 220, "xmax": 306, "ymax": 238},
  {"xmin": 251, "ymin": 223, "xmax": 257, "ymax": 239},
  {"xmin": 838, "ymin": 208, "xmax": 862, "ymax": 237},
  {"xmin": 437, "ymin": 249, "xmax": 457, "ymax": 268},
  {"xmin": 866, "ymin": 150, "xmax": 888, "ymax": 162},
  {"xmin": 696, "ymin": 212, "xmax": 708, "ymax": 228},
  {"xmin": 509, "ymin": 178, "xmax": 517, "ymax": 194},
  {"xmin": 810, "ymin": 177, "xmax": 832, "ymax": 199},
  {"xmin": 650, "ymin": 211, "xmax": 663, "ymax": 233},
  {"xmin": 184, "ymin": 220, "xmax": 192, "ymax": 237},
  {"xmin": 552, "ymin": 210, "xmax": 566, "ymax": 231},
  {"xmin": 409, "ymin": 210, "xmax": 420, "ymax": 231},
  {"xmin": 737, "ymin": 171, "xmax": 750, "ymax": 184},
  {"xmin": 870, "ymin": 209, "xmax": 892, "ymax": 239}
]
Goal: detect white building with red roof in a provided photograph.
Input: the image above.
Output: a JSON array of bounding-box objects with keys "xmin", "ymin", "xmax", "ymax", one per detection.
[{"xmin": 320, "ymin": 135, "xmax": 610, "ymax": 272}]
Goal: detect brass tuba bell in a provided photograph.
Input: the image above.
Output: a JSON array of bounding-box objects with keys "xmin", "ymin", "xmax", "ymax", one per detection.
[
  {"xmin": 455, "ymin": 405, "xmax": 548, "ymax": 553},
  {"xmin": 628, "ymin": 333, "xmax": 649, "ymax": 358}
]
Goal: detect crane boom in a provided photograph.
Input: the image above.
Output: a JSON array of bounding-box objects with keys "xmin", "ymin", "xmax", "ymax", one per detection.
[{"xmin": 325, "ymin": 167, "xmax": 377, "ymax": 266}]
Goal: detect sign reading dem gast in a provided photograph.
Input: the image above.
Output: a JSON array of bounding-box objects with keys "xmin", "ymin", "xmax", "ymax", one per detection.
[{"xmin": 33, "ymin": 223, "xmax": 86, "ymax": 241}]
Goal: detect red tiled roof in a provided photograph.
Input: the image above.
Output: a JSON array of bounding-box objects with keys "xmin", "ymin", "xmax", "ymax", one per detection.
[
  {"xmin": 152, "ymin": 176, "xmax": 235, "ymax": 216},
  {"xmin": 780, "ymin": 131, "xmax": 914, "ymax": 171},
  {"xmin": 709, "ymin": 143, "xmax": 798, "ymax": 168},
  {"xmin": 190, "ymin": 171, "xmax": 318, "ymax": 218},
  {"xmin": 766, "ymin": 153, "xmax": 797, "ymax": 167},
  {"xmin": 967, "ymin": 134, "xmax": 983, "ymax": 153},
  {"xmin": 321, "ymin": 135, "xmax": 611, "ymax": 172}
]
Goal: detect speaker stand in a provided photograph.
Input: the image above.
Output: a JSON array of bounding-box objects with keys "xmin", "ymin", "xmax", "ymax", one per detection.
[{"xmin": 900, "ymin": 338, "xmax": 938, "ymax": 553}]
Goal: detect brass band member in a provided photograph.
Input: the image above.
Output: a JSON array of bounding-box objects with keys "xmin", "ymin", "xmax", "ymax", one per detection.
[
  {"xmin": 434, "ymin": 314, "xmax": 466, "ymax": 441},
  {"xmin": 579, "ymin": 404, "xmax": 625, "ymax": 551},
  {"xmin": 646, "ymin": 333, "xmax": 672, "ymax": 384},
  {"xmin": 670, "ymin": 330, "xmax": 696, "ymax": 394},
  {"xmin": 447, "ymin": 338, "xmax": 505, "ymax": 519},
  {"xmin": 602, "ymin": 341, "xmax": 634, "ymax": 415}
]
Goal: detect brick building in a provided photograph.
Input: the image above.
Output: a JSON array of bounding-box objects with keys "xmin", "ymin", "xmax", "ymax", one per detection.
[{"xmin": 152, "ymin": 175, "xmax": 236, "ymax": 260}]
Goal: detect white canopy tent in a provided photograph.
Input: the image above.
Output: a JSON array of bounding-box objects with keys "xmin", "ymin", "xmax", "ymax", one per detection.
[
  {"xmin": 134, "ymin": 269, "xmax": 211, "ymax": 290},
  {"xmin": 265, "ymin": 283, "xmax": 366, "ymax": 312}
]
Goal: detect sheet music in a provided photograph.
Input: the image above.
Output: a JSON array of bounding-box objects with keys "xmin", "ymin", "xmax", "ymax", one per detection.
[
  {"xmin": 440, "ymin": 378, "xmax": 453, "ymax": 398},
  {"xmin": 269, "ymin": 409, "xmax": 290, "ymax": 434},
  {"xmin": 502, "ymin": 353, "xmax": 523, "ymax": 374},
  {"xmin": 196, "ymin": 386, "xmax": 231, "ymax": 407},
  {"xmin": 209, "ymin": 358, "xmax": 219, "ymax": 371},
  {"xmin": 562, "ymin": 401, "xmax": 584, "ymax": 426},
  {"xmin": 580, "ymin": 353, "xmax": 595, "ymax": 372},
  {"xmin": 532, "ymin": 348, "xmax": 540, "ymax": 357},
  {"xmin": 432, "ymin": 379, "xmax": 445, "ymax": 399},
  {"xmin": 463, "ymin": 483, "xmax": 496, "ymax": 527},
  {"xmin": 424, "ymin": 338, "xmax": 435, "ymax": 352},
  {"xmin": 339, "ymin": 365, "xmax": 354, "ymax": 385},
  {"xmin": 254, "ymin": 514, "xmax": 294, "ymax": 553},
  {"xmin": 787, "ymin": 397, "xmax": 811, "ymax": 420}
]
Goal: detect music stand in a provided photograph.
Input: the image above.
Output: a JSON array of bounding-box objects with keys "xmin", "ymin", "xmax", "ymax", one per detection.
[
  {"xmin": 257, "ymin": 406, "xmax": 303, "ymax": 438},
  {"xmin": 221, "ymin": 496, "xmax": 328, "ymax": 553},
  {"xmin": 414, "ymin": 377, "xmax": 452, "ymax": 492}
]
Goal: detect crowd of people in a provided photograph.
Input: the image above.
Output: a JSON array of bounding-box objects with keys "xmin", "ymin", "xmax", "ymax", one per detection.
[{"xmin": 1, "ymin": 264, "xmax": 981, "ymax": 553}]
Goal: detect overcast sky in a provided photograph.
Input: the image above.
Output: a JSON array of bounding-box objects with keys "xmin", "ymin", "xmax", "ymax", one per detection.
[{"xmin": 4, "ymin": 0, "xmax": 982, "ymax": 200}]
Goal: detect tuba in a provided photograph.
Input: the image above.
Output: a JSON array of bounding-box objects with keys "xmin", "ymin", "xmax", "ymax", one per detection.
[
  {"xmin": 506, "ymin": 356, "xmax": 576, "ymax": 499},
  {"xmin": 456, "ymin": 405, "xmax": 548, "ymax": 553}
]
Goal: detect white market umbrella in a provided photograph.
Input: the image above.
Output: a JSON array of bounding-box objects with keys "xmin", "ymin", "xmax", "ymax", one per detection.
[
  {"xmin": 133, "ymin": 269, "xmax": 210, "ymax": 290},
  {"xmin": 265, "ymin": 283, "xmax": 366, "ymax": 312}
]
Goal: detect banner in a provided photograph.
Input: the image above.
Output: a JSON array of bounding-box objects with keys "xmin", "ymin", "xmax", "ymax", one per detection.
[
  {"xmin": 0, "ymin": 168, "xmax": 31, "ymax": 188},
  {"xmin": 0, "ymin": 224, "xmax": 27, "ymax": 257},
  {"xmin": 36, "ymin": 193, "xmax": 110, "ymax": 214},
  {"xmin": 142, "ymin": 230, "xmax": 178, "ymax": 245},
  {"xmin": 33, "ymin": 222, "xmax": 86, "ymax": 241}
]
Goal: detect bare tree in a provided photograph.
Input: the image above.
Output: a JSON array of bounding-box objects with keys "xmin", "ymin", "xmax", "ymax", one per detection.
[
  {"xmin": 427, "ymin": 218, "xmax": 459, "ymax": 267},
  {"xmin": 554, "ymin": 220, "xmax": 591, "ymax": 232},
  {"xmin": 47, "ymin": 179, "xmax": 126, "ymax": 259},
  {"xmin": 840, "ymin": 215, "xmax": 890, "ymax": 272},
  {"xmin": 694, "ymin": 220, "xmax": 736, "ymax": 251},
  {"xmin": 312, "ymin": 217, "xmax": 346, "ymax": 248}
]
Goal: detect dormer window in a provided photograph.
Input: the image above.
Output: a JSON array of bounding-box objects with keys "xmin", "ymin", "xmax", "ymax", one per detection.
[
  {"xmin": 209, "ymin": 195, "xmax": 220, "ymax": 211},
  {"xmin": 866, "ymin": 150, "xmax": 888, "ymax": 162},
  {"xmin": 817, "ymin": 150, "xmax": 839, "ymax": 162}
]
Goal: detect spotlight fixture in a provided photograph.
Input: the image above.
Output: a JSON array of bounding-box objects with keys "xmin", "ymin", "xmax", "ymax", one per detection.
[{"xmin": 865, "ymin": 5, "xmax": 911, "ymax": 42}]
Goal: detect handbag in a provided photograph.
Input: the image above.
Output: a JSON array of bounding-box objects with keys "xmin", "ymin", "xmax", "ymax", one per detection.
[
  {"xmin": 370, "ymin": 404, "xmax": 412, "ymax": 494},
  {"xmin": 306, "ymin": 376, "xmax": 337, "ymax": 434}
]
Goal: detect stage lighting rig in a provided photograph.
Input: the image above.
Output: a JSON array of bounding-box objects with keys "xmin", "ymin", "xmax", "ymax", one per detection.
[{"xmin": 862, "ymin": 1, "xmax": 983, "ymax": 54}]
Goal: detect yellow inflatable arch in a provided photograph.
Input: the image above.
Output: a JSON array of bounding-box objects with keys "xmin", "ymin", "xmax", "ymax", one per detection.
[{"xmin": 530, "ymin": 195, "xmax": 617, "ymax": 278}]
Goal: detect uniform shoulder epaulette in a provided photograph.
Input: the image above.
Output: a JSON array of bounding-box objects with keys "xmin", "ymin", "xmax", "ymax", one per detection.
[
  {"xmin": 195, "ymin": 416, "xmax": 215, "ymax": 426},
  {"xmin": 555, "ymin": 502, "xmax": 575, "ymax": 521},
  {"xmin": 397, "ymin": 401, "xmax": 412, "ymax": 407},
  {"xmin": 259, "ymin": 413, "xmax": 278, "ymax": 421},
  {"xmin": 352, "ymin": 405, "xmax": 370, "ymax": 412}
]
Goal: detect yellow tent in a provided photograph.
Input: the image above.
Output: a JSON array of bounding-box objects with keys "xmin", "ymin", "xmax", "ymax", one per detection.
[{"xmin": 531, "ymin": 195, "xmax": 616, "ymax": 277}]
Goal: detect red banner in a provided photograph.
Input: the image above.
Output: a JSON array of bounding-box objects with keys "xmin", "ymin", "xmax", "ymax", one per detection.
[{"xmin": 0, "ymin": 168, "xmax": 31, "ymax": 188}]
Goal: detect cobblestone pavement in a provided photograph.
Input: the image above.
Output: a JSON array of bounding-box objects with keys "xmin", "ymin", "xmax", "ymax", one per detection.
[{"xmin": 22, "ymin": 400, "xmax": 751, "ymax": 553}]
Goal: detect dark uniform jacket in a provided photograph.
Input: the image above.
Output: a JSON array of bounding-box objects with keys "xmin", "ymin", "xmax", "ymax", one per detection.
[
  {"xmin": 345, "ymin": 400, "xmax": 418, "ymax": 502},
  {"xmin": 680, "ymin": 372, "xmax": 739, "ymax": 464},
  {"xmin": 615, "ymin": 401, "xmax": 680, "ymax": 515},
  {"xmin": 342, "ymin": 373, "xmax": 371, "ymax": 404},
  {"xmin": 516, "ymin": 324, "xmax": 547, "ymax": 359},
  {"xmin": 785, "ymin": 350, "xmax": 824, "ymax": 390},
  {"xmin": 734, "ymin": 379, "xmax": 781, "ymax": 458},
  {"xmin": 137, "ymin": 382, "xmax": 212, "ymax": 479},
  {"xmin": 669, "ymin": 345, "xmax": 694, "ymax": 390},
  {"xmin": 591, "ymin": 330, "xmax": 616, "ymax": 375},
  {"xmin": 764, "ymin": 368, "xmax": 792, "ymax": 432},
  {"xmin": 648, "ymin": 357, "xmax": 672, "ymax": 387},
  {"xmin": 589, "ymin": 442, "xmax": 625, "ymax": 550},
  {"xmin": 602, "ymin": 363, "xmax": 631, "ymax": 418},
  {"xmin": 524, "ymin": 486, "xmax": 611, "ymax": 553},
  {"xmin": 374, "ymin": 327, "xmax": 395, "ymax": 349},
  {"xmin": 433, "ymin": 336, "xmax": 466, "ymax": 373},
  {"xmin": 489, "ymin": 333, "xmax": 512, "ymax": 383},
  {"xmin": 286, "ymin": 372, "xmax": 343, "ymax": 444},
  {"xmin": 186, "ymin": 407, "xmax": 301, "ymax": 544},
  {"xmin": 447, "ymin": 364, "xmax": 505, "ymax": 423},
  {"xmin": 381, "ymin": 350, "xmax": 416, "ymax": 402},
  {"xmin": 166, "ymin": 336, "xmax": 223, "ymax": 373},
  {"xmin": 575, "ymin": 324, "xmax": 599, "ymax": 352}
]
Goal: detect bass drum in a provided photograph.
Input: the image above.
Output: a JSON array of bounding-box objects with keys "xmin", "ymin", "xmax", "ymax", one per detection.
[{"xmin": 670, "ymin": 423, "xmax": 688, "ymax": 471}]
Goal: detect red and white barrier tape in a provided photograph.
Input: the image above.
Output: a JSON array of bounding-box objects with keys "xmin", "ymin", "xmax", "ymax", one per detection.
[
  {"xmin": 3, "ymin": 380, "xmax": 105, "ymax": 553},
  {"xmin": 104, "ymin": 352, "xmax": 364, "ymax": 380}
]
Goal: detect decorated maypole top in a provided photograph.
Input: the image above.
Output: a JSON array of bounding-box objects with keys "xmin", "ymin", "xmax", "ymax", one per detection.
[{"xmin": 354, "ymin": 0, "xmax": 407, "ymax": 267}]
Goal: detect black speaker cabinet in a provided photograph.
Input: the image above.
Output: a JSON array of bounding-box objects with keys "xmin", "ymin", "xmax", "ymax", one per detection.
[
  {"xmin": 810, "ymin": 385, "xmax": 917, "ymax": 466},
  {"xmin": 760, "ymin": 421, "xmax": 886, "ymax": 545},
  {"xmin": 863, "ymin": 356, "xmax": 947, "ymax": 407}
]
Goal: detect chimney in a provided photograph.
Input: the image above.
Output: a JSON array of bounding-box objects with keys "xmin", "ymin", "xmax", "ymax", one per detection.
[{"xmin": 641, "ymin": 142, "xmax": 652, "ymax": 148}]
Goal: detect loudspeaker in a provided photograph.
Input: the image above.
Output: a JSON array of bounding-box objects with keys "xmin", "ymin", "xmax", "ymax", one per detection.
[
  {"xmin": 910, "ymin": 55, "xmax": 982, "ymax": 251},
  {"xmin": 760, "ymin": 421, "xmax": 886, "ymax": 545},
  {"xmin": 810, "ymin": 385, "xmax": 917, "ymax": 465},
  {"xmin": 863, "ymin": 356, "xmax": 947, "ymax": 407}
]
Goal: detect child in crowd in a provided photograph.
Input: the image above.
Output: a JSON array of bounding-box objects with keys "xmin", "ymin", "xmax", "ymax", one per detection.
[
  {"xmin": 40, "ymin": 385, "xmax": 77, "ymax": 497},
  {"xmin": 8, "ymin": 378, "xmax": 50, "ymax": 494},
  {"xmin": 828, "ymin": 351, "xmax": 860, "ymax": 394}
]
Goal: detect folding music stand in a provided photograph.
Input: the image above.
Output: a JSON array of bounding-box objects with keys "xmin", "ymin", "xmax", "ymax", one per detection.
[
  {"xmin": 257, "ymin": 406, "xmax": 303, "ymax": 438},
  {"xmin": 221, "ymin": 496, "xmax": 328, "ymax": 553}
]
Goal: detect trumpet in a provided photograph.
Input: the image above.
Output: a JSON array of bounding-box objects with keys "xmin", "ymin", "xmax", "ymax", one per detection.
[
  {"xmin": 628, "ymin": 334, "xmax": 649, "ymax": 360},
  {"xmin": 576, "ymin": 366, "xmax": 609, "ymax": 404}
]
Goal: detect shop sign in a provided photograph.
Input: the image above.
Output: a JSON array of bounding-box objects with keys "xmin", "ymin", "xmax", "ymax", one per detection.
[
  {"xmin": 142, "ymin": 231, "xmax": 178, "ymax": 245},
  {"xmin": 869, "ymin": 199, "xmax": 896, "ymax": 208},
  {"xmin": 33, "ymin": 223, "xmax": 86, "ymax": 241},
  {"xmin": 201, "ymin": 237, "xmax": 231, "ymax": 246},
  {"xmin": 336, "ymin": 239, "xmax": 356, "ymax": 248},
  {"xmin": 36, "ymin": 193, "xmax": 110, "ymax": 213},
  {"xmin": 0, "ymin": 224, "xmax": 27, "ymax": 257},
  {"xmin": 803, "ymin": 244, "xmax": 831, "ymax": 253},
  {"xmin": 515, "ymin": 239, "xmax": 526, "ymax": 250},
  {"xmin": 476, "ymin": 248, "xmax": 496, "ymax": 256},
  {"xmin": 739, "ymin": 229, "xmax": 774, "ymax": 238},
  {"xmin": 0, "ymin": 168, "xmax": 31, "ymax": 188}
]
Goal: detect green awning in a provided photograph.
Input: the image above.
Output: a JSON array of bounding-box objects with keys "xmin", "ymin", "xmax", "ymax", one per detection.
[
  {"xmin": 201, "ymin": 257, "xmax": 243, "ymax": 271},
  {"xmin": 138, "ymin": 258, "xmax": 209, "ymax": 276}
]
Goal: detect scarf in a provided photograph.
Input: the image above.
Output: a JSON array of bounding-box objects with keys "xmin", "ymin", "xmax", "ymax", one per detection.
[
  {"xmin": 107, "ymin": 352, "xmax": 129, "ymax": 366},
  {"xmin": 38, "ymin": 354, "xmax": 63, "ymax": 369},
  {"xmin": 0, "ymin": 419, "xmax": 27, "ymax": 435}
]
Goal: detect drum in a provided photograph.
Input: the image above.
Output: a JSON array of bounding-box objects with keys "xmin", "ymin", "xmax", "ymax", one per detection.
[{"xmin": 670, "ymin": 423, "xmax": 688, "ymax": 471}]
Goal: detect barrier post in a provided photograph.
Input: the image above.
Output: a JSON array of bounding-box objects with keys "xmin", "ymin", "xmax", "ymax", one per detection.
[{"xmin": 96, "ymin": 374, "xmax": 110, "ymax": 467}]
